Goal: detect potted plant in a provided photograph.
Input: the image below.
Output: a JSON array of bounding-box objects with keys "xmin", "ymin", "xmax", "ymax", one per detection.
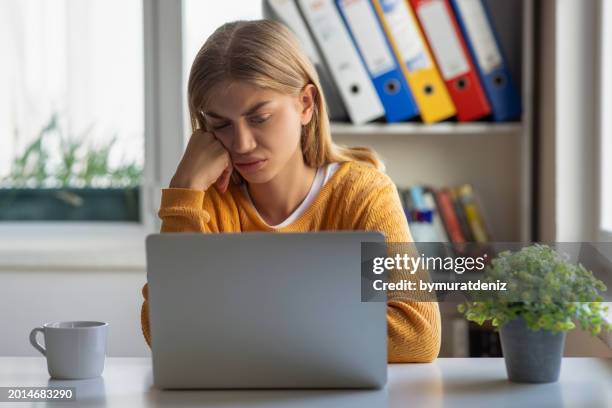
[
  {"xmin": 0, "ymin": 114, "xmax": 142, "ymax": 221},
  {"xmin": 458, "ymin": 244, "xmax": 610, "ymax": 383}
]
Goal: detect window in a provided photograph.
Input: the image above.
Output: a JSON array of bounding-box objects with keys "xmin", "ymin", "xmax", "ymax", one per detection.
[
  {"xmin": 601, "ymin": 0, "xmax": 612, "ymax": 236},
  {"xmin": 181, "ymin": 0, "xmax": 262, "ymax": 142},
  {"xmin": 0, "ymin": 0, "xmax": 144, "ymax": 222}
]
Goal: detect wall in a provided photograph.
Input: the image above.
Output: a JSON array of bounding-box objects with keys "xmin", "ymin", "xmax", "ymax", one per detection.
[
  {"xmin": 334, "ymin": 132, "xmax": 522, "ymax": 241},
  {"xmin": 0, "ymin": 268, "xmax": 150, "ymax": 357}
]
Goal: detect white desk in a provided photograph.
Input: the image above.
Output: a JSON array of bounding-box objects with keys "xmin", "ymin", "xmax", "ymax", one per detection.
[{"xmin": 0, "ymin": 357, "xmax": 610, "ymax": 407}]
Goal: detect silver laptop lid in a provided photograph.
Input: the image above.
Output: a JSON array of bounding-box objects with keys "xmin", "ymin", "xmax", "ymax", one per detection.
[{"xmin": 146, "ymin": 231, "xmax": 387, "ymax": 389}]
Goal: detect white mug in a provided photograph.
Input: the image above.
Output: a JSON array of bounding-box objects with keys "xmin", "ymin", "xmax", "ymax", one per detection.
[{"xmin": 29, "ymin": 321, "xmax": 108, "ymax": 379}]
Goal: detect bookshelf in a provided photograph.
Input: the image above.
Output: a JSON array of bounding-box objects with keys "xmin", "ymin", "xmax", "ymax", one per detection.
[
  {"xmin": 324, "ymin": 0, "xmax": 535, "ymax": 358},
  {"xmin": 266, "ymin": 0, "xmax": 535, "ymax": 357},
  {"xmin": 328, "ymin": 0, "xmax": 534, "ymax": 243},
  {"xmin": 330, "ymin": 122, "xmax": 522, "ymax": 136}
]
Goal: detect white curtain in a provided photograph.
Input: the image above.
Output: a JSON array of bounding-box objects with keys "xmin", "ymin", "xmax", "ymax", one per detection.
[{"xmin": 0, "ymin": 0, "xmax": 144, "ymax": 184}]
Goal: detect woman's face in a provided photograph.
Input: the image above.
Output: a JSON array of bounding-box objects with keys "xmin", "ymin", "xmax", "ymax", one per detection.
[{"xmin": 202, "ymin": 80, "xmax": 315, "ymax": 184}]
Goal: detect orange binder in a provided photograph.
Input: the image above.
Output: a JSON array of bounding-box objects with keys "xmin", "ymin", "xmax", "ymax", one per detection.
[
  {"xmin": 409, "ymin": 0, "xmax": 491, "ymax": 121},
  {"xmin": 372, "ymin": 0, "xmax": 456, "ymax": 123}
]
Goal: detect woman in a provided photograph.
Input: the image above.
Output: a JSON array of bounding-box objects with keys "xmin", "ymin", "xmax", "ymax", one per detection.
[{"xmin": 140, "ymin": 19, "xmax": 440, "ymax": 363}]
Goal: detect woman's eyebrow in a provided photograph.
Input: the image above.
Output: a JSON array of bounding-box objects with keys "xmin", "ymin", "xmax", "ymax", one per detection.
[{"xmin": 204, "ymin": 101, "xmax": 272, "ymax": 119}]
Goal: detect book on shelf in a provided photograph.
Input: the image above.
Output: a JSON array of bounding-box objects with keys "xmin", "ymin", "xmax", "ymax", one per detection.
[
  {"xmin": 398, "ymin": 183, "xmax": 491, "ymax": 244},
  {"xmin": 433, "ymin": 188, "xmax": 466, "ymax": 243},
  {"xmin": 455, "ymin": 183, "xmax": 491, "ymax": 243}
]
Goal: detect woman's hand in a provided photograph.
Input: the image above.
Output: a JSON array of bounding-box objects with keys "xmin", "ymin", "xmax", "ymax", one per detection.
[{"xmin": 169, "ymin": 130, "xmax": 233, "ymax": 192}]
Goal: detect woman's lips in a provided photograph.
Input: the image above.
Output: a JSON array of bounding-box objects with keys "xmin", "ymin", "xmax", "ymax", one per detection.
[{"xmin": 234, "ymin": 159, "xmax": 268, "ymax": 173}]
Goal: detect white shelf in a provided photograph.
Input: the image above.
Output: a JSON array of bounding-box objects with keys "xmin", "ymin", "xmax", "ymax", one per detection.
[{"xmin": 330, "ymin": 122, "xmax": 522, "ymax": 136}]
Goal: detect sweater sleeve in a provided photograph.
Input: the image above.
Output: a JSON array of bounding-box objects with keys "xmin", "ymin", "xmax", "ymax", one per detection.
[
  {"xmin": 358, "ymin": 179, "xmax": 442, "ymax": 363},
  {"xmin": 140, "ymin": 187, "xmax": 222, "ymax": 349},
  {"xmin": 157, "ymin": 188, "xmax": 212, "ymax": 233}
]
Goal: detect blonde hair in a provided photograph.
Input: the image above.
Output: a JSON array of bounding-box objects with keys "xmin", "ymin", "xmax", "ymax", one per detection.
[{"xmin": 187, "ymin": 19, "xmax": 383, "ymax": 181}]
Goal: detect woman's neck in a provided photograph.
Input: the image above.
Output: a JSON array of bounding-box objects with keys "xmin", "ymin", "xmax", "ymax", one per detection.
[{"xmin": 246, "ymin": 151, "xmax": 317, "ymax": 226}]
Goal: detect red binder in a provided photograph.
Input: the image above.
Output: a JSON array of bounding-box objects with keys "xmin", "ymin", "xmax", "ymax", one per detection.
[
  {"xmin": 408, "ymin": 0, "xmax": 491, "ymax": 121},
  {"xmin": 434, "ymin": 189, "xmax": 466, "ymax": 243}
]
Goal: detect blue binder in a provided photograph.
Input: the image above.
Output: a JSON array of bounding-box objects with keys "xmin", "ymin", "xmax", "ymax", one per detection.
[
  {"xmin": 409, "ymin": 186, "xmax": 427, "ymax": 211},
  {"xmin": 449, "ymin": 0, "xmax": 521, "ymax": 122},
  {"xmin": 336, "ymin": 0, "xmax": 419, "ymax": 123}
]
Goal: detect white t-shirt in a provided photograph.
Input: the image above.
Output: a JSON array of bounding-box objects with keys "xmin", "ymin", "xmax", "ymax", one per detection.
[{"xmin": 241, "ymin": 162, "xmax": 340, "ymax": 228}]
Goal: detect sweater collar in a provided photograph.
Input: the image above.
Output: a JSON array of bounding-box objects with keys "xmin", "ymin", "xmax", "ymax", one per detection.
[{"xmin": 231, "ymin": 161, "xmax": 353, "ymax": 231}]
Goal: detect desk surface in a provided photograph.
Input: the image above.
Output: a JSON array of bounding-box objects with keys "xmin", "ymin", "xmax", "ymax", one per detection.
[{"xmin": 0, "ymin": 357, "xmax": 610, "ymax": 407}]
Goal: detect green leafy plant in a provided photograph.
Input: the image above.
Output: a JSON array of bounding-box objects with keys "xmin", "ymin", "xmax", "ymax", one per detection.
[
  {"xmin": 1, "ymin": 113, "xmax": 142, "ymax": 188},
  {"xmin": 458, "ymin": 244, "xmax": 611, "ymax": 336}
]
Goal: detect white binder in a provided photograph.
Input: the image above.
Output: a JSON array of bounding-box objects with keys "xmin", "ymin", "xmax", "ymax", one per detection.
[
  {"xmin": 263, "ymin": 0, "xmax": 348, "ymax": 121},
  {"xmin": 264, "ymin": 0, "xmax": 323, "ymax": 68},
  {"xmin": 297, "ymin": 0, "xmax": 384, "ymax": 125}
]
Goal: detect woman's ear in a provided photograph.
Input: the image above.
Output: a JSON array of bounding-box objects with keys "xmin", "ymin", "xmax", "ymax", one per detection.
[{"xmin": 299, "ymin": 84, "xmax": 317, "ymax": 126}]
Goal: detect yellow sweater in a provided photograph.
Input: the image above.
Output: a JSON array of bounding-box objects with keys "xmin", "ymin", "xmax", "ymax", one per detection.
[{"xmin": 140, "ymin": 161, "xmax": 441, "ymax": 362}]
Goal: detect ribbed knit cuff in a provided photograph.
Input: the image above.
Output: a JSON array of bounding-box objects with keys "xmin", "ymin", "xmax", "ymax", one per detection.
[{"xmin": 160, "ymin": 188, "xmax": 205, "ymax": 209}]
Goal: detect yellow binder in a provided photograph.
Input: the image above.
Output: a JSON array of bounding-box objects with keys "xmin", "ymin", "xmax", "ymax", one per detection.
[
  {"xmin": 371, "ymin": 0, "xmax": 456, "ymax": 123},
  {"xmin": 456, "ymin": 184, "xmax": 490, "ymax": 243}
]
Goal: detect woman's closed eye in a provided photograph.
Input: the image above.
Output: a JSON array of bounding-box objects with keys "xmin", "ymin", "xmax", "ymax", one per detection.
[
  {"xmin": 209, "ymin": 114, "xmax": 270, "ymax": 131},
  {"xmin": 211, "ymin": 122, "xmax": 231, "ymax": 130},
  {"xmin": 248, "ymin": 114, "xmax": 271, "ymax": 125}
]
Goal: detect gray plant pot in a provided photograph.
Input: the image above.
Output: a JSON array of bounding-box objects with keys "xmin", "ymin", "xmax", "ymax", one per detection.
[{"xmin": 499, "ymin": 318, "xmax": 566, "ymax": 383}]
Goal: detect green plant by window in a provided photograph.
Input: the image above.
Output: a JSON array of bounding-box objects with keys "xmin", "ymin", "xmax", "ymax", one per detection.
[
  {"xmin": 458, "ymin": 244, "xmax": 611, "ymax": 336},
  {"xmin": 1, "ymin": 113, "xmax": 142, "ymax": 188}
]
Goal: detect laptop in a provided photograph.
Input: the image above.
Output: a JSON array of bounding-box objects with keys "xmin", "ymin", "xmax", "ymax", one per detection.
[{"xmin": 145, "ymin": 231, "xmax": 387, "ymax": 389}]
